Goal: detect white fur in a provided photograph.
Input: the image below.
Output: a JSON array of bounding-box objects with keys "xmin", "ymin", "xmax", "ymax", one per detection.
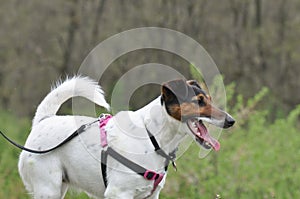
[
  {"xmin": 18, "ymin": 77, "xmax": 189, "ymax": 199},
  {"xmin": 33, "ymin": 76, "xmax": 110, "ymax": 126}
]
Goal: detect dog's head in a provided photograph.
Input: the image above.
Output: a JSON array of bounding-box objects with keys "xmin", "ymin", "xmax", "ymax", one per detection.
[{"xmin": 161, "ymin": 79, "xmax": 235, "ymax": 151}]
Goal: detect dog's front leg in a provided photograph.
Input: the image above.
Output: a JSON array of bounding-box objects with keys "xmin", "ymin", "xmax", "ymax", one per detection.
[
  {"xmin": 104, "ymin": 186, "xmax": 135, "ymax": 199},
  {"xmin": 145, "ymin": 186, "xmax": 161, "ymax": 199}
]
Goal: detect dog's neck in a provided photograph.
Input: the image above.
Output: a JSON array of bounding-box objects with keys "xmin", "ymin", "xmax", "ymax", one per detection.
[{"xmin": 139, "ymin": 96, "xmax": 187, "ymax": 155}]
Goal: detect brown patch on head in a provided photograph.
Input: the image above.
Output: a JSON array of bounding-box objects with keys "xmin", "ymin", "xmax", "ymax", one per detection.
[
  {"xmin": 166, "ymin": 104, "xmax": 182, "ymax": 121},
  {"xmin": 180, "ymin": 103, "xmax": 201, "ymax": 119},
  {"xmin": 161, "ymin": 79, "xmax": 228, "ymax": 121},
  {"xmin": 192, "ymin": 93, "xmax": 206, "ymax": 102},
  {"xmin": 167, "ymin": 100, "xmax": 218, "ymax": 121},
  {"xmin": 165, "ymin": 100, "xmax": 211, "ymax": 120},
  {"xmin": 189, "ymin": 92, "xmax": 227, "ymax": 121},
  {"xmin": 206, "ymin": 95, "xmax": 212, "ymax": 101},
  {"xmin": 210, "ymin": 104, "xmax": 228, "ymax": 120}
]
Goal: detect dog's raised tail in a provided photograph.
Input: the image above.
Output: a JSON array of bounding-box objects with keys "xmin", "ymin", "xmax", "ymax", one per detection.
[{"xmin": 33, "ymin": 76, "xmax": 110, "ymax": 126}]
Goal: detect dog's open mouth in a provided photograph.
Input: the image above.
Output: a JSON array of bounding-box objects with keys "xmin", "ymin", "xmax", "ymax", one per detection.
[{"xmin": 187, "ymin": 119, "xmax": 220, "ymax": 151}]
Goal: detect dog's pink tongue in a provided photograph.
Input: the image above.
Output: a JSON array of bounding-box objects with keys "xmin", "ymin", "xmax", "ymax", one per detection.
[{"xmin": 197, "ymin": 122, "xmax": 220, "ymax": 151}]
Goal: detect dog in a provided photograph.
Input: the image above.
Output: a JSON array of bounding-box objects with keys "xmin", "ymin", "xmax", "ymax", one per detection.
[{"xmin": 18, "ymin": 76, "xmax": 235, "ymax": 199}]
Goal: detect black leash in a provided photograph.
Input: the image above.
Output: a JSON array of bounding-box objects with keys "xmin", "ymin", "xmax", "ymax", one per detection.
[{"xmin": 0, "ymin": 119, "xmax": 99, "ymax": 154}]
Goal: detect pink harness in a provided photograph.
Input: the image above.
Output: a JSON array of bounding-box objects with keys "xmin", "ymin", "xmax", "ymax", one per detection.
[
  {"xmin": 99, "ymin": 114, "xmax": 112, "ymax": 148},
  {"xmin": 98, "ymin": 114, "xmax": 165, "ymax": 196}
]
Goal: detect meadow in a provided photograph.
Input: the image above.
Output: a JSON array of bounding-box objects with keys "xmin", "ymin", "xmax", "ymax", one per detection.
[{"xmin": 0, "ymin": 85, "xmax": 299, "ymax": 199}]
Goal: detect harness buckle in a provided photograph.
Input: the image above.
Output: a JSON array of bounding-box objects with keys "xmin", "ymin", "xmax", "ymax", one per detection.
[
  {"xmin": 99, "ymin": 113, "xmax": 111, "ymax": 120},
  {"xmin": 144, "ymin": 170, "xmax": 158, "ymax": 181}
]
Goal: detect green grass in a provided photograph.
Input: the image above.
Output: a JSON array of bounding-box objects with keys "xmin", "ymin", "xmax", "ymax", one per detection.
[
  {"xmin": 0, "ymin": 103, "xmax": 299, "ymax": 198},
  {"xmin": 161, "ymin": 105, "xmax": 300, "ymax": 199},
  {"xmin": 0, "ymin": 109, "xmax": 31, "ymax": 199}
]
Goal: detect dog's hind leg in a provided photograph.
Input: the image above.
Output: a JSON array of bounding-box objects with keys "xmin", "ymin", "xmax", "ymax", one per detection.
[
  {"xmin": 19, "ymin": 154, "xmax": 65, "ymax": 199},
  {"xmin": 30, "ymin": 168, "xmax": 65, "ymax": 199}
]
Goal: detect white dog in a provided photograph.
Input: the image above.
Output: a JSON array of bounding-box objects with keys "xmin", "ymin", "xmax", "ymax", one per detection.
[{"xmin": 18, "ymin": 77, "xmax": 235, "ymax": 199}]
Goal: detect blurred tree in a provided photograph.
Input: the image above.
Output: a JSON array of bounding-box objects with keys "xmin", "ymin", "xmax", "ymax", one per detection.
[
  {"xmin": 0, "ymin": 0, "xmax": 299, "ymax": 117},
  {"xmin": 91, "ymin": 0, "xmax": 107, "ymax": 45},
  {"xmin": 60, "ymin": 0, "xmax": 80, "ymax": 74}
]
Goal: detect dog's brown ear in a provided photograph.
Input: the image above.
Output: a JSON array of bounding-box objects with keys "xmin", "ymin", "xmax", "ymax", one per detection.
[{"xmin": 161, "ymin": 79, "xmax": 189, "ymax": 103}]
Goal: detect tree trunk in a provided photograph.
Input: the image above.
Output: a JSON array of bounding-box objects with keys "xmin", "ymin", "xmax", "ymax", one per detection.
[
  {"xmin": 91, "ymin": 0, "xmax": 106, "ymax": 45},
  {"xmin": 61, "ymin": 0, "xmax": 79, "ymax": 74},
  {"xmin": 255, "ymin": 0, "xmax": 266, "ymax": 71}
]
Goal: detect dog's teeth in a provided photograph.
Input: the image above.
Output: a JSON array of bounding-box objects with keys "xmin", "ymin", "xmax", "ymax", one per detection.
[{"xmin": 205, "ymin": 141, "xmax": 211, "ymax": 146}]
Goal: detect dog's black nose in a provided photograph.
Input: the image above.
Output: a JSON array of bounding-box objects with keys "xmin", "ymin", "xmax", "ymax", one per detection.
[{"xmin": 223, "ymin": 115, "xmax": 235, "ymax": 128}]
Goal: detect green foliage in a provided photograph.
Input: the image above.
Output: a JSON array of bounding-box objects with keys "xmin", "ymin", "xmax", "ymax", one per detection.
[
  {"xmin": 189, "ymin": 63, "xmax": 204, "ymax": 83},
  {"xmin": 0, "ymin": 110, "xmax": 31, "ymax": 198}
]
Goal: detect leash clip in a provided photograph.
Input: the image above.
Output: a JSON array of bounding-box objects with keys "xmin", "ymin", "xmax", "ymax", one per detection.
[{"xmin": 172, "ymin": 161, "xmax": 177, "ymax": 172}]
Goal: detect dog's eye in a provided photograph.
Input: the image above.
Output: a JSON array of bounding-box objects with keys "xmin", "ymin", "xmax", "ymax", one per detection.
[
  {"xmin": 198, "ymin": 96, "xmax": 206, "ymax": 106},
  {"xmin": 192, "ymin": 96, "xmax": 206, "ymax": 106}
]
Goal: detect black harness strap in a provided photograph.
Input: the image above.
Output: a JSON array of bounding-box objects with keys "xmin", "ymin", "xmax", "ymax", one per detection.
[
  {"xmin": 146, "ymin": 127, "xmax": 177, "ymax": 171},
  {"xmin": 101, "ymin": 128, "xmax": 178, "ymax": 188},
  {"xmin": 106, "ymin": 147, "xmax": 147, "ymax": 175},
  {"xmin": 101, "ymin": 147, "xmax": 163, "ymax": 187},
  {"xmin": 101, "ymin": 150, "xmax": 108, "ymax": 187}
]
